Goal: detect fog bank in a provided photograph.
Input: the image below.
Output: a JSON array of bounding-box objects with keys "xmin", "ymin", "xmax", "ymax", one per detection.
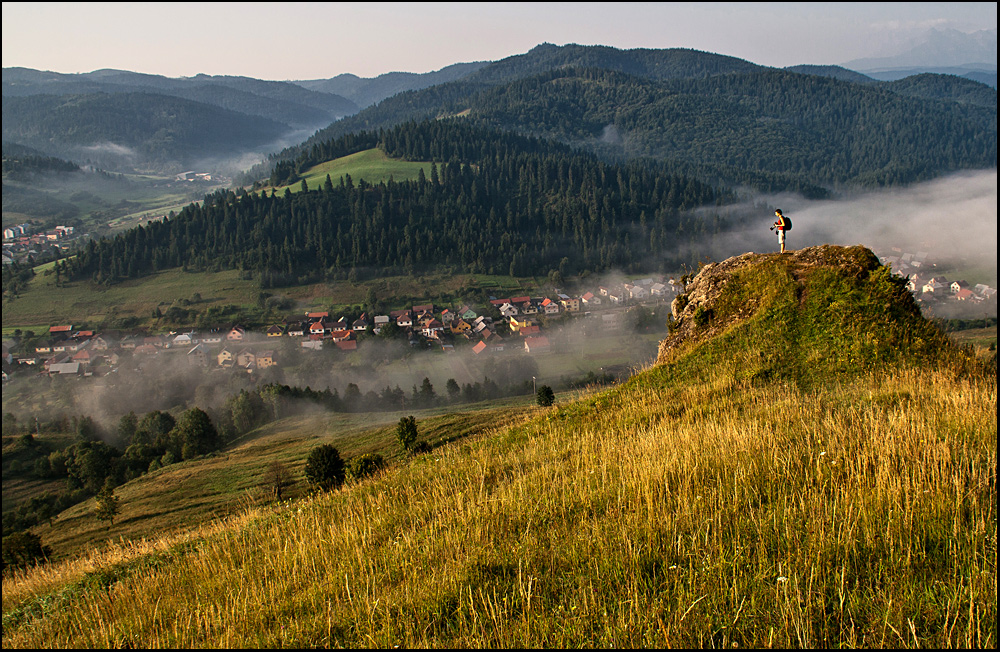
[{"xmin": 702, "ymin": 169, "xmax": 998, "ymax": 284}]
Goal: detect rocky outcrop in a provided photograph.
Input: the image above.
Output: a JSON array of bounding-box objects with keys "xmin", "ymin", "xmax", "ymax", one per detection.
[{"xmin": 657, "ymin": 245, "xmax": 882, "ymax": 363}]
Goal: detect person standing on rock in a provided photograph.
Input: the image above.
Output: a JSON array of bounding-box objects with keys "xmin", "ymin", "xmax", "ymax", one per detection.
[{"xmin": 772, "ymin": 209, "xmax": 790, "ymax": 253}]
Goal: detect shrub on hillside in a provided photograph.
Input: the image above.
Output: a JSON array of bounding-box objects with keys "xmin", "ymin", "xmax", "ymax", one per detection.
[
  {"xmin": 345, "ymin": 453, "xmax": 385, "ymax": 482},
  {"xmin": 304, "ymin": 444, "xmax": 345, "ymax": 491},
  {"xmin": 1, "ymin": 531, "xmax": 51, "ymax": 571}
]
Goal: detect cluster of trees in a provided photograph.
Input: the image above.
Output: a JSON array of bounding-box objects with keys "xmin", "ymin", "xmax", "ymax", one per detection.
[
  {"xmin": 303, "ymin": 445, "xmax": 388, "ymax": 493},
  {"xmin": 1, "ymin": 408, "xmax": 221, "ymax": 542},
  {"xmin": 1, "ymin": 151, "xmax": 80, "ymax": 180},
  {"xmin": 2, "ymin": 262, "xmax": 35, "ymax": 298},
  {"xmin": 65, "ymin": 119, "xmax": 726, "ymax": 286},
  {"xmin": 935, "ymin": 317, "xmax": 998, "ymax": 332},
  {"xmin": 214, "ymin": 361, "xmax": 544, "ymax": 444}
]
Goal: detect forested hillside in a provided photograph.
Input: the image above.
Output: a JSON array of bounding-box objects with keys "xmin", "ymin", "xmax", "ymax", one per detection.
[
  {"xmin": 2, "ymin": 68, "xmax": 358, "ymax": 172},
  {"xmin": 274, "ymin": 45, "xmax": 996, "ymax": 193},
  {"xmin": 2, "ymin": 92, "xmax": 289, "ymax": 169},
  {"xmin": 64, "ymin": 120, "xmax": 727, "ymax": 286}
]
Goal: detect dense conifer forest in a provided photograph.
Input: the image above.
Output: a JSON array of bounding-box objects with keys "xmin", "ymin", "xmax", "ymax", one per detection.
[
  {"xmin": 65, "ymin": 120, "xmax": 728, "ymax": 286},
  {"xmin": 272, "ymin": 55, "xmax": 995, "ymax": 193}
]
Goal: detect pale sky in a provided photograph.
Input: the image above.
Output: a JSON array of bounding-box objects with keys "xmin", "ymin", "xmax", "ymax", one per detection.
[{"xmin": 2, "ymin": 2, "xmax": 996, "ymax": 80}]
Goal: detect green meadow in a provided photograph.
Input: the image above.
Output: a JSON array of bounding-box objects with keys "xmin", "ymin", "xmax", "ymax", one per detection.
[
  {"xmin": 1, "ymin": 268, "xmax": 260, "ymax": 330},
  {"xmin": 264, "ymin": 148, "xmax": 433, "ymax": 195}
]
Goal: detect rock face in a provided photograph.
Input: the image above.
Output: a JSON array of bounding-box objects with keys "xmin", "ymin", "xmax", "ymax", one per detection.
[{"xmin": 657, "ymin": 245, "xmax": 882, "ymax": 364}]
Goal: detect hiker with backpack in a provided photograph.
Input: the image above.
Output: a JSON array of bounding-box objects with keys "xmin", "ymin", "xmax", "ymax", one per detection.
[{"xmin": 771, "ymin": 209, "xmax": 791, "ymax": 253}]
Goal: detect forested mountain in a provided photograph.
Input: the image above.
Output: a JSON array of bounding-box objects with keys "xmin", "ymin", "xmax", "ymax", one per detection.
[
  {"xmin": 8, "ymin": 44, "xmax": 994, "ymax": 187},
  {"xmin": 64, "ymin": 120, "xmax": 728, "ymax": 286},
  {"xmin": 2, "ymin": 67, "xmax": 358, "ymax": 171},
  {"xmin": 882, "ymin": 73, "xmax": 998, "ymax": 107},
  {"xmin": 268, "ymin": 44, "xmax": 995, "ymax": 194},
  {"xmin": 2, "ymin": 92, "xmax": 290, "ymax": 170},
  {"xmin": 464, "ymin": 67, "xmax": 996, "ymax": 188}
]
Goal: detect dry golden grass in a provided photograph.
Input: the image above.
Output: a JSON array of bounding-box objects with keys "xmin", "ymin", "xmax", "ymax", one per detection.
[{"xmin": 2, "ymin": 364, "xmax": 995, "ymax": 648}]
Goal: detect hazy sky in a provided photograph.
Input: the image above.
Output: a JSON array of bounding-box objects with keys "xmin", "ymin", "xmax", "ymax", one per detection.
[{"xmin": 2, "ymin": 2, "xmax": 996, "ymax": 80}]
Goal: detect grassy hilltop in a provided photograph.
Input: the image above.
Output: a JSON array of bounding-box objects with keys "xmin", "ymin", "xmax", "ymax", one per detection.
[{"xmin": 2, "ymin": 246, "xmax": 995, "ymax": 648}]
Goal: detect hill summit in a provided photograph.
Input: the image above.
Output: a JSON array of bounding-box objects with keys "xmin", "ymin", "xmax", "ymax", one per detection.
[{"xmin": 657, "ymin": 245, "xmax": 968, "ymax": 384}]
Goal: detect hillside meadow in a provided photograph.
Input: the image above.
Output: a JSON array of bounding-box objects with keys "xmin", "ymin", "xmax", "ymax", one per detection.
[
  {"xmin": 2, "ymin": 358, "xmax": 994, "ymax": 648},
  {"xmin": 261, "ymin": 147, "xmax": 432, "ymax": 195},
  {"xmin": 21, "ymin": 401, "xmax": 539, "ymax": 561}
]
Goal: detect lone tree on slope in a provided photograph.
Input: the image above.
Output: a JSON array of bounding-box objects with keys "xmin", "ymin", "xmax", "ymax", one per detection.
[
  {"xmin": 304, "ymin": 444, "xmax": 345, "ymax": 491},
  {"xmin": 94, "ymin": 479, "xmax": 121, "ymax": 527}
]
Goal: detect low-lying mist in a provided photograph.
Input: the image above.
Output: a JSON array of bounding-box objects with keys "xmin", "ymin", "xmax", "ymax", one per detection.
[
  {"xmin": 7, "ymin": 316, "xmax": 663, "ymax": 440},
  {"xmin": 697, "ymin": 169, "xmax": 998, "ymax": 285}
]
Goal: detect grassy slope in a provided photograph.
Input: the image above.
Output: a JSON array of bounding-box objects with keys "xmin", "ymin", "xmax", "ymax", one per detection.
[
  {"xmin": 3, "ymin": 247, "xmax": 995, "ymax": 648},
  {"xmin": 1, "ymin": 268, "xmax": 258, "ymax": 329},
  {"xmin": 262, "ymin": 147, "xmax": 432, "ymax": 195},
  {"xmin": 22, "ymin": 400, "xmax": 539, "ymax": 561}
]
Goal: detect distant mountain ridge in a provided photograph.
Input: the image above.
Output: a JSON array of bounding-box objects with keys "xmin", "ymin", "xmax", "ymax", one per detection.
[
  {"xmin": 2, "ymin": 67, "xmax": 360, "ymax": 171},
  {"xmin": 2, "ymin": 92, "xmax": 289, "ymax": 171},
  {"xmin": 294, "ymin": 61, "xmax": 488, "ymax": 110},
  {"xmin": 842, "ymin": 27, "xmax": 997, "ymax": 87},
  {"xmin": 270, "ymin": 44, "xmax": 995, "ymax": 194},
  {"xmin": 4, "ymin": 40, "xmax": 996, "ymax": 180},
  {"xmin": 2, "ymin": 67, "xmax": 358, "ymax": 125}
]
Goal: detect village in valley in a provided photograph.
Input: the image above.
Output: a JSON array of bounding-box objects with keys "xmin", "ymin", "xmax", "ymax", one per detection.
[
  {"xmin": 1, "ymin": 276, "xmax": 691, "ymax": 383},
  {"xmin": 3, "ymin": 244, "xmax": 998, "ymax": 385},
  {"xmin": 2, "ymin": 222, "xmax": 83, "ymax": 268},
  {"xmin": 875, "ymin": 248, "xmax": 997, "ymax": 313}
]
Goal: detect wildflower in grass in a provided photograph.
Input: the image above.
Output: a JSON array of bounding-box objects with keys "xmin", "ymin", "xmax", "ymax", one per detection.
[{"xmin": 777, "ymin": 576, "xmax": 788, "ymax": 583}]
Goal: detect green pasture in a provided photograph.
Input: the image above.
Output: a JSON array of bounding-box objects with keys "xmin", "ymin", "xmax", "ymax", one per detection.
[
  {"xmin": 1, "ymin": 268, "xmax": 261, "ymax": 329},
  {"xmin": 949, "ymin": 325, "xmax": 998, "ymax": 354},
  {"xmin": 264, "ymin": 148, "xmax": 433, "ymax": 195}
]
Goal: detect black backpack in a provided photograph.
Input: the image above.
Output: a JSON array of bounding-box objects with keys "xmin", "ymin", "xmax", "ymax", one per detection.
[{"xmin": 782, "ymin": 216, "xmax": 792, "ymax": 231}]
